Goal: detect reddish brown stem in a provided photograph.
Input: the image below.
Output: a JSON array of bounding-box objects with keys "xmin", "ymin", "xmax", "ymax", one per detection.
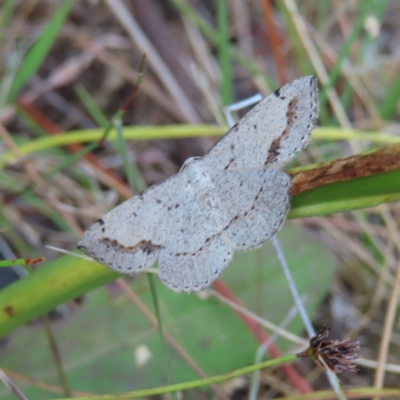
[{"xmin": 213, "ymin": 279, "xmax": 312, "ymax": 393}]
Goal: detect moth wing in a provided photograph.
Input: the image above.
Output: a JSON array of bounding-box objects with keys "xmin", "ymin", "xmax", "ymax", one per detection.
[
  {"xmin": 78, "ymin": 174, "xmax": 187, "ymax": 274},
  {"xmin": 158, "ymin": 185, "xmax": 234, "ymax": 293},
  {"xmin": 207, "ymin": 167, "xmax": 291, "ymax": 250},
  {"xmin": 204, "ymin": 76, "xmax": 318, "ymax": 170}
]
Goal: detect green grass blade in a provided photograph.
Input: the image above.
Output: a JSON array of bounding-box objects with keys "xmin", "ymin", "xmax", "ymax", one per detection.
[
  {"xmin": 169, "ymin": 0, "xmax": 275, "ymax": 88},
  {"xmin": 1, "ymin": 125, "xmax": 399, "ymax": 169},
  {"xmin": 147, "ymin": 274, "xmax": 176, "ymax": 396},
  {"xmin": 75, "ymin": 84, "xmax": 109, "ymax": 127},
  {"xmin": 0, "ymin": 258, "xmax": 44, "ymax": 267},
  {"xmin": 0, "ymin": 256, "xmax": 119, "ymax": 337},
  {"xmin": 8, "ymin": 0, "xmax": 73, "ymax": 100},
  {"xmin": 217, "ymin": 0, "xmax": 232, "ymax": 106},
  {"xmin": 169, "ymin": 0, "xmax": 219, "ymax": 42},
  {"xmin": 0, "ymin": 171, "xmax": 77, "ymax": 233},
  {"xmin": 275, "ymin": 2, "xmax": 312, "ymax": 76},
  {"xmin": 41, "ymin": 315, "xmax": 72, "ymax": 397},
  {"xmin": 290, "ymin": 169, "xmax": 400, "ymax": 218},
  {"xmin": 0, "ymin": 0, "xmax": 14, "ymax": 49},
  {"xmin": 113, "ymin": 118, "xmax": 137, "ymax": 193},
  {"xmin": 379, "ymin": 72, "xmax": 400, "ymax": 120},
  {"xmin": 53, "ymin": 387, "xmax": 400, "ymax": 400},
  {"xmin": 49, "ymin": 354, "xmax": 296, "ymax": 400},
  {"xmin": 318, "ymin": 0, "xmax": 375, "ymax": 113},
  {"xmin": 16, "ymin": 106, "xmax": 58, "ymax": 138},
  {"xmin": 335, "ymin": 0, "xmax": 390, "ymax": 124}
]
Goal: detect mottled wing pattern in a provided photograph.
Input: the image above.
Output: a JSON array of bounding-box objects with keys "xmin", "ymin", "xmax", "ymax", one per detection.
[
  {"xmin": 203, "ymin": 76, "xmax": 318, "ymax": 170},
  {"xmin": 206, "ymin": 166, "xmax": 291, "ymax": 250},
  {"xmin": 158, "ymin": 184, "xmax": 234, "ymax": 292},
  {"xmin": 78, "ymin": 76, "xmax": 319, "ymax": 293},
  {"xmin": 78, "ymin": 174, "xmax": 187, "ymax": 274}
]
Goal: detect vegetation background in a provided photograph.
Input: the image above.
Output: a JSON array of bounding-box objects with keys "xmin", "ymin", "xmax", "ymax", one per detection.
[{"xmin": 0, "ymin": 1, "xmax": 400, "ymax": 399}]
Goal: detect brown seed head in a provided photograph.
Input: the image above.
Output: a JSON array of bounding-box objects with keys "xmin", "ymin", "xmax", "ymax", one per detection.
[{"xmin": 297, "ymin": 323, "xmax": 360, "ymax": 373}]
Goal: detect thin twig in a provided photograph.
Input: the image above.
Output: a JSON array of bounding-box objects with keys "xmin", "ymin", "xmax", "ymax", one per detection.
[
  {"xmin": 104, "ymin": 0, "xmax": 200, "ymax": 123},
  {"xmin": 249, "ymin": 304, "xmax": 299, "ymax": 400},
  {"xmin": 0, "ymin": 369, "xmax": 28, "ymax": 400},
  {"xmin": 41, "ymin": 316, "xmax": 71, "ymax": 397},
  {"xmin": 0, "ymin": 122, "xmax": 83, "ymax": 236},
  {"xmin": 271, "ymin": 237, "xmax": 344, "ymax": 400},
  {"xmin": 116, "ymin": 279, "xmax": 230, "ymax": 400},
  {"xmin": 318, "ymin": 218, "xmax": 393, "ymax": 285},
  {"xmin": 282, "ymin": 0, "xmax": 351, "ymax": 129},
  {"xmin": 209, "ymin": 289, "xmax": 307, "ymax": 346},
  {"xmin": 373, "ymin": 259, "xmax": 400, "ymax": 398},
  {"xmin": 261, "ymin": 0, "xmax": 287, "ymax": 84},
  {"xmin": 211, "ymin": 281, "xmax": 312, "ymax": 393},
  {"xmin": 231, "ymin": 0, "xmax": 253, "ymax": 58},
  {"xmin": 1, "ymin": 368, "xmax": 94, "ymax": 397},
  {"xmin": 373, "ymin": 207, "xmax": 400, "ymax": 398}
]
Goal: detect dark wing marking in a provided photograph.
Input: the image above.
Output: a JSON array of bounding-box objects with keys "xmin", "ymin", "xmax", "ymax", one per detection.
[{"xmin": 78, "ymin": 174, "xmax": 187, "ymax": 274}]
